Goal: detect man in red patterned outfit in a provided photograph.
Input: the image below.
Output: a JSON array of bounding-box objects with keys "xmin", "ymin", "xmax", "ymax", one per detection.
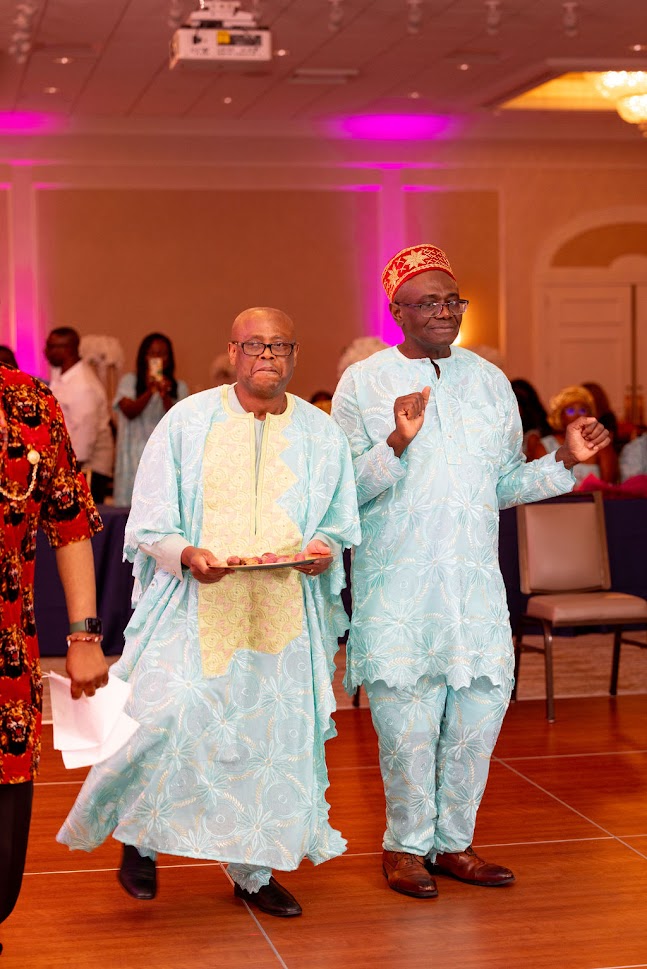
[{"xmin": 0, "ymin": 364, "xmax": 109, "ymax": 955}]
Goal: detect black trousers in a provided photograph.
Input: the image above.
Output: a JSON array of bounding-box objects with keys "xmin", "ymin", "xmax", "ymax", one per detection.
[{"xmin": 0, "ymin": 781, "xmax": 33, "ymax": 926}]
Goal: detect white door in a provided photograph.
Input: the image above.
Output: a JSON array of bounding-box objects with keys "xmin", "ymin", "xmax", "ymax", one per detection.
[{"xmin": 542, "ymin": 284, "xmax": 632, "ymax": 414}]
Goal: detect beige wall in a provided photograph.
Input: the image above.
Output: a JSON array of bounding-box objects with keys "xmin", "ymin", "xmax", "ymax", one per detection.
[
  {"xmin": 37, "ymin": 188, "xmax": 378, "ymax": 397},
  {"xmin": 404, "ymin": 190, "xmax": 499, "ymax": 349},
  {"xmin": 553, "ymin": 223, "xmax": 647, "ymax": 267},
  {"xmin": 2, "ymin": 135, "xmax": 647, "ymax": 400},
  {"xmin": 501, "ymin": 166, "xmax": 647, "ymax": 380}
]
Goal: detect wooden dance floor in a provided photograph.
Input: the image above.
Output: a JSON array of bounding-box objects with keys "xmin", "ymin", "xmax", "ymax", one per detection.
[{"xmin": 4, "ymin": 695, "xmax": 647, "ymax": 969}]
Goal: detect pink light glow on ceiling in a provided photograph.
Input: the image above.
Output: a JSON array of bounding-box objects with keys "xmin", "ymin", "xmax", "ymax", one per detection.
[
  {"xmin": 342, "ymin": 161, "xmax": 443, "ymax": 171},
  {"xmin": 331, "ymin": 114, "xmax": 454, "ymax": 140},
  {"xmin": 336, "ymin": 184, "xmax": 381, "ymax": 192},
  {"xmin": 0, "ymin": 113, "xmax": 62, "ymax": 134}
]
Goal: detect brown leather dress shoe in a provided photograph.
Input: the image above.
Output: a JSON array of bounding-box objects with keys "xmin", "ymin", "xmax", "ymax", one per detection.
[
  {"xmin": 117, "ymin": 844, "xmax": 157, "ymax": 900},
  {"xmin": 234, "ymin": 876, "xmax": 302, "ymax": 917},
  {"xmin": 430, "ymin": 847, "xmax": 515, "ymax": 886},
  {"xmin": 382, "ymin": 850, "xmax": 439, "ymax": 898}
]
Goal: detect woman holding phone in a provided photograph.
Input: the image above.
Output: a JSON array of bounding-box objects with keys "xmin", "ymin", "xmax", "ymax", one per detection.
[{"xmin": 113, "ymin": 333, "xmax": 189, "ymax": 506}]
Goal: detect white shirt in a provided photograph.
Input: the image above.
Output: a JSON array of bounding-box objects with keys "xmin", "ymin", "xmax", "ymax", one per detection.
[{"xmin": 49, "ymin": 360, "xmax": 114, "ymax": 476}]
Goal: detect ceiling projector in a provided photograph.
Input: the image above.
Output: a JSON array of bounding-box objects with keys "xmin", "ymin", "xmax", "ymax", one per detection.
[{"xmin": 169, "ymin": 1, "xmax": 271, "ymax": 69}]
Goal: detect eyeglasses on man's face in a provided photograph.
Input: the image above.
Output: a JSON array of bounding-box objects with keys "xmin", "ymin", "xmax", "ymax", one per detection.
[
  {"xmin": 231, "ymin": 341, "xmax": 296, "ymax": 357},
  {"xmin": 393, "ymin": 299, "xmax": 469, "ymax": 319}
]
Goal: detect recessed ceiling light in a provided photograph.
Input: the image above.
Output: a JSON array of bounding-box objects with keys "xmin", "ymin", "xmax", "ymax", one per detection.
[
  {"xmin": 629, "ymin": 44, "xmax": 647, "ymax": 52},
  {"xmin": 409, "ymin": 91, "xmax": 421, "ymax": 99},
  {"xmin": 459, "ymin": 63, "xmax": 470, "ymax": 71},
  {"xmin": 275, "ymin": 48, "xmax": 289, "ymax": 57},
  {"xmin": 54, "ymin": 56, "xmax": 72, "ymax": 64},
  {"xmin": 43, "ymin": 86, "xmax": 59, "ymax": 94},
  {"xmin": 223, "ymin": 96, "xmax": 232, "ymax": 104}
]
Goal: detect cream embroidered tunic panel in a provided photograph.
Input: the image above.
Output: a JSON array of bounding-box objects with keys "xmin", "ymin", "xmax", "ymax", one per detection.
[
  {"xmin": 332, "ymin": 347, "xmax": 576, "ymax": 693},
  {"xmin": 58, "ymin": 387, "xmax": 361, "ymax": 872}
]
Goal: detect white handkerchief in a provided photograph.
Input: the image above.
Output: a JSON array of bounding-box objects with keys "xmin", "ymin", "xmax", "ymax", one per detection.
[{"xmin": 48, "ymin": 671, "xmax": 140, "ymax": 769}]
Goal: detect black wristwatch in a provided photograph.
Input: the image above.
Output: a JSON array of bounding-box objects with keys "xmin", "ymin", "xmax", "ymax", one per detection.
[{"xmin": 69, "ymin": 618, "xmax": 103, "ymax": 635}]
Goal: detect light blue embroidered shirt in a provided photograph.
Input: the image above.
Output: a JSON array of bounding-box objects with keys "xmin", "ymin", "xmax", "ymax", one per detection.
[{"xmin": 332, "ymin": 346, "xmax": 575, "ymax": 693}]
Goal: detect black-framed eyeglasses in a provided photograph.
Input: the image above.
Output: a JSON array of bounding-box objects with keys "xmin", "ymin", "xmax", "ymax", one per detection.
[
  {"xmin": 231, "ymin": 341, "xmax": 296, "ymax": 357},
  {"xmin": 393, "ymin": 299, "xmax": 469, "ymax": 319}
]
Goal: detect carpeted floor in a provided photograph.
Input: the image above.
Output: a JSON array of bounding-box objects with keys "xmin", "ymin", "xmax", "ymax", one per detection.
[{"xmin": 41, "ymin": 631, "xmax": 647, "ymax": 721}]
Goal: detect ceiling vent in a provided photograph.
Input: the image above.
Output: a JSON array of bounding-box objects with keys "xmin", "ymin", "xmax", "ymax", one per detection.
[{"xmin": 290, "ymin": 67, "xmax": 359, "ymax": 85}]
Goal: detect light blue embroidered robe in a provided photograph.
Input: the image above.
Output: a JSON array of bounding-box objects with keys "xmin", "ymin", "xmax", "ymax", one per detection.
[
  {"xmin": 58, "ymin": 387, "xmax": 360, "ymax": 872},
  {"xmin": 332, "ymin": 346, "xmax": 575, "ymax": 693}
]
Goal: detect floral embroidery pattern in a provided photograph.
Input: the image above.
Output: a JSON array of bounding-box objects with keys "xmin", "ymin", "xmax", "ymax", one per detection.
[{"xmin": 198, "ymin": 399, "xmax": 303, "ymax": 677}]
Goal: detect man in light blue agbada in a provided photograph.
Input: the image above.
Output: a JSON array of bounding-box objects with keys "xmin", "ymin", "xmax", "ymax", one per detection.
[
  {"xmin": 332, "ymin": 244, "xmax": 611, "ymax": 900},
  {"xmin": 58, "ymin": 307, "xmax": 360, "ymax": 918}
]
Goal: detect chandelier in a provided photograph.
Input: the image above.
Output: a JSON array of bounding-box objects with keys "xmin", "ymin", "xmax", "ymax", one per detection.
[{"xmin": 591, "ymin": 71, "xmax": 647, "ymax": 136}]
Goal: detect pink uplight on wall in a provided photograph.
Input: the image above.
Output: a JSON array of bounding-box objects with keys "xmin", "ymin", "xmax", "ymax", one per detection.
[
  {"xmin": 331, "ymin": 114, "xmax": 453, "ymax": 140},
  {"xmin": 0, "ymin": 112, "xmax": 61, "ymax": 134}
]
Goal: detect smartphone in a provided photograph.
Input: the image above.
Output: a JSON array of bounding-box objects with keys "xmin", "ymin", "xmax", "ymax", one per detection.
[{"xmin": 148, "ymin": 356, "xmax": 164, "ymax": 381}]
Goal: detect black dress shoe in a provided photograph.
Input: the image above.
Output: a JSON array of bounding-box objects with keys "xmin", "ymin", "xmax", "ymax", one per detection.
[
  {"xmin": 118, "ymin": 844, "xmax": 157, "ymax": 900},
  {"xmin": 234, "ymin": 876, "xmax": 302, "ymax": 917}
]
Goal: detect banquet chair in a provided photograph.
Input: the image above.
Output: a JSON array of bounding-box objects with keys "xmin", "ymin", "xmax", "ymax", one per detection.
[{"xmin": 512, "ymin": 491, "xmax": 647, "ymax": 722}]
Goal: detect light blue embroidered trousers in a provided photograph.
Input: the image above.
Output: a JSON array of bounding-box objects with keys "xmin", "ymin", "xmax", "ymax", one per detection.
[{"xmin": 364, "ymin": 674, "xmax": 511, "ymax": 860}]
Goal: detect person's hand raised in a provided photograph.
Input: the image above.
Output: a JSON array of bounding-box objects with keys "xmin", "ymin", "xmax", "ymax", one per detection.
[
  {"xmin": 156, "ymin": 377, "xmax": 173, "ymax": 399},
  {"xmin": 558, "ymin": 416, "xmax": 611, "ymax": 467},
  {"xmin": 387, "ymin": 387, "xmax": 431, "ymax": 457}
]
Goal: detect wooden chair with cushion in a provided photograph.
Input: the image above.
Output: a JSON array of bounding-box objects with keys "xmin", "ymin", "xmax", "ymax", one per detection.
[{"xmin": 512, "ymin": 491, "xmax": 647, "ymax": 722}]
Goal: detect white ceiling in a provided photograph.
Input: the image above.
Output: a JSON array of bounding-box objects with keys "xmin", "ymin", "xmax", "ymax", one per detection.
[{"xmin": 1, "ymin": 0, "xmax": 646, "ymax": 140}]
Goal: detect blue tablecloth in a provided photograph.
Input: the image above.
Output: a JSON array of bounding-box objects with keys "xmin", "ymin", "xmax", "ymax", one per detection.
[
  {"xmin": 35, "ymin": 505, "xmax": 132, "ymax": 656},
  {"xmin": 35, "ymin": 498, "xmax": 647, "ymax": 657}
]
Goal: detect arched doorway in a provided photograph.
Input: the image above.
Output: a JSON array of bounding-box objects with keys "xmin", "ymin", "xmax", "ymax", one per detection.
[{"xmin": 536, "ymin": 211, "xmax": 647, "ymax": 423}]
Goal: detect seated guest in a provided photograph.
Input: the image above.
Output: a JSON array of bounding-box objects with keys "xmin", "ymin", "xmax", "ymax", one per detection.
[
  {"xmin": 113, "ymin": 333, "xmax": 189, "ymax": 506},
  {"xmin": 536, "ymin": 385, "xmax": 618, "ymax": 486},
  {"xmin": 45, "ymin": 327, "xmax": 114, "ymax": 504},
  {"xmin": 511, "ymin": 378, "xmax": 551, "ymax": 461},
  {"xmin": 620, "ymin": 433, "xmax": 647, "ymax": 482},
  {"xmin": 583, "ymin": 381, "xmax": 619, "ymax": 446}
]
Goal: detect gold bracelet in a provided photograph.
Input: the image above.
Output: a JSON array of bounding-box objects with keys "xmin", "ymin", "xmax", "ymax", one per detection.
[{"xmin": 66, "ymin": 634, "xmax": 104, "ymax": 649}]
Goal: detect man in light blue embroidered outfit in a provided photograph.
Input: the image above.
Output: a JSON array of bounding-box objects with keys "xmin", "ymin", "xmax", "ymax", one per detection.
[
  {"xmin": 332, "ymin": 245, "xmax": 611, "ymax": 899},
  {"xmin": 58, "ymin": 307, "xmax": 360, "ymax": 918}
]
